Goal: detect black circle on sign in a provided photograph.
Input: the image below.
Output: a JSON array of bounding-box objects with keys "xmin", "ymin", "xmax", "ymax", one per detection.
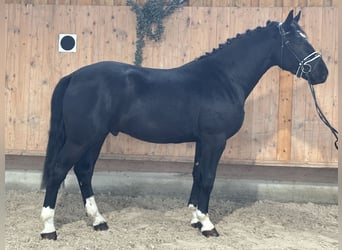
[{"xmin": 60, "ymin": 35, "xmax": 75, "ymax": 51}]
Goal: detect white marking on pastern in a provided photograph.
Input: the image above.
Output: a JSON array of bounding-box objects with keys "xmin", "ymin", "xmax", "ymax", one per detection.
[
  {"xmin": 85, "ymin": 196, "xmax": 106, "ymax": 226},
  {"xmin": 188, "ymin": 204, "xmax": 200, "ymax": 225},
  {"xmin": 41, "ymin": 206, "xmax": 56, "ymax": 234},
  {"xmin": 195, "ymin": 209, "xmax": 215, "ymax": 232}
]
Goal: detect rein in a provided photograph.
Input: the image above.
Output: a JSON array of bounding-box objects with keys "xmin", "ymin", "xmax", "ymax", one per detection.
[
  {"xmin": 278, "ymin": 23, "xmax": 339, "ymax": 150},
  {"xmin": 308, "ymin": 84, "xmax": 338, "ymax": 149}
]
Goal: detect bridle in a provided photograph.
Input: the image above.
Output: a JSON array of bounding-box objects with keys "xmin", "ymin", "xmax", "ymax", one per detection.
[
  {"xmin": 278, "ymin": 22, "xmax": 338, "ymax": 150},
  {"xmin": 278, "ymin": 22, "xmax": 322, "ymax": 79}
]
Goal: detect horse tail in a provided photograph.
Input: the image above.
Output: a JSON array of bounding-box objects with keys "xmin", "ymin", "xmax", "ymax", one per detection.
[{"xmin": 41, "ymin": 75, "xmax": 71, "ymax": 189}]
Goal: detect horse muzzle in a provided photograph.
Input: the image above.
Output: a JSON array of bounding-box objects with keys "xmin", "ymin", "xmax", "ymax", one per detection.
[
  {"xmin": 299, "ymin": 52, "xmax": 328, "ymax": 85},
  {"xmin": 307, "ymin": 62, "xmax": 328, "ymax": 85}
]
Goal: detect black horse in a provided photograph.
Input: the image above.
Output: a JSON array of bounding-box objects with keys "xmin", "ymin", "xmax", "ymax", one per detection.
[{"xmin": 40, "ymin": 10, "xmax": 328, "ymax": 240}]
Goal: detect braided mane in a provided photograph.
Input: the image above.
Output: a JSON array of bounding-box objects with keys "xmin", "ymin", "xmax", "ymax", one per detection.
[{"xmin": 197, "ymin": 21, "xmax": 278, "ymax": 60}]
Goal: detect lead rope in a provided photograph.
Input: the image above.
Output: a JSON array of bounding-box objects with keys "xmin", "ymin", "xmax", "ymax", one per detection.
[{"xmin": 308, "ymin": 83, "xmax": 338, "ymax": 150}]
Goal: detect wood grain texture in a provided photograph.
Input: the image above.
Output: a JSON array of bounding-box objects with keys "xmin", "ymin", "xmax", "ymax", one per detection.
[{"xmin": 4, "ymin": 5, "xmax": 338, "ymax": 166}]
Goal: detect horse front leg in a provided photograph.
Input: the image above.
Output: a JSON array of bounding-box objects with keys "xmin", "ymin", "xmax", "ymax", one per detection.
[
  {"xmin": 192, "ymin": 136, "xmax": 226, "ymax": 237},
  {"xmin": 188, "ymin": 142, "xmax": 202, "ymax": 229}
]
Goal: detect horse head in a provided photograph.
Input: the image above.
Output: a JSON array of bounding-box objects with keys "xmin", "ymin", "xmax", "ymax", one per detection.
[{"xmin": 277, "ymin": 10, "xmax": 328, "ymax": 85}]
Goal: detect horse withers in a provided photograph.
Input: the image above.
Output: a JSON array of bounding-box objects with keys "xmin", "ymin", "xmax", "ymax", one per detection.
[{"xmin": 40, "ymin": 10, "xmax": 328, "ymax": 240}]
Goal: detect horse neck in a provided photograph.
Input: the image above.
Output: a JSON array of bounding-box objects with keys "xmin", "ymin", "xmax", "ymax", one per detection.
[{"xmin": 197, "ymin": 26, "xmax": 279, "ymax": 99}]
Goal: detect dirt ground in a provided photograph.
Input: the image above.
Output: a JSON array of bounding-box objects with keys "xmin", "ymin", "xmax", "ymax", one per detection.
[{"xmin": 6, "ymin": 190, "xmax": 337, "ymax": 250}]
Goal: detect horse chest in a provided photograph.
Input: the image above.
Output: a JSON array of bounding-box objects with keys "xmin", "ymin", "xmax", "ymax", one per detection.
[{"xmin": 199, "ymin": 103, "xmax": 245, "ymax": 138}]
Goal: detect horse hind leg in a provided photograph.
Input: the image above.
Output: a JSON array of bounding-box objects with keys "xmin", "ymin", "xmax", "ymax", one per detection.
[
  {"xmin": 73, "ymin": 138, "xmax": 108, "ymax": 231},
  {"xmin": 41, "ymin": 141, "xmax": 86, "ymax": 240}
]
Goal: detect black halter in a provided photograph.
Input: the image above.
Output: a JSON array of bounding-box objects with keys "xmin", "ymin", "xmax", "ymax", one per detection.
[{"xmin": 278, "ymin": 22, "xmax": 338, "ymax": 150}]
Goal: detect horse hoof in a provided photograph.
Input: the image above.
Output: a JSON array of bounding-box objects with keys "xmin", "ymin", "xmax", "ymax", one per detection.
[
  {"xmin": 94, "ymin": 222, "xmax": 109, "ymax": 231},
  {"xmin": 41, "ymin": 231, "xmax": 57, "ymax": 240},
  {"xmin": 202, "ymin": 228, "xmax": 219, "ymax": 237},
  {"xmin": 191, "ymin": 222, "xmax": 202, "ymax": 229}
]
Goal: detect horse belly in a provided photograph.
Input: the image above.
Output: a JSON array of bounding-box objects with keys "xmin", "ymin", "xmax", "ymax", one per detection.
[{"xmin": 118, "ymin": 106, "xmax": 198, "ymax": 144}]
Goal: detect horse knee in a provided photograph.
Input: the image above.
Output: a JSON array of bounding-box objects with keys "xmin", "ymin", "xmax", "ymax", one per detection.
[
  {"xmin": 47, "ymin": 174, "xmax": 66, "ymax": 189},
  {"xmin": 192, "ymin": 164, "xmax": 200, "ymax": 179}
]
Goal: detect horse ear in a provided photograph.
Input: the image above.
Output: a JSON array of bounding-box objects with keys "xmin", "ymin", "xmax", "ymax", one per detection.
[
  {"xmin": 294, "ymin": 11, "xmax": 301, "ymax": 22},
  {"xmin": 284, "ymin": 10, "xmax": 294, "ymax": 25}
]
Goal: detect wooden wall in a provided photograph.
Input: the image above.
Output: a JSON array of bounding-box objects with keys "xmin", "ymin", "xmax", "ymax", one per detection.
[
  {"xmin": 4, "ymin": 0, "xmax": 338, "ymax": 7},
  {"xmin": 4, "ymin": 4, "xmax": 338, "ymax": 166}
]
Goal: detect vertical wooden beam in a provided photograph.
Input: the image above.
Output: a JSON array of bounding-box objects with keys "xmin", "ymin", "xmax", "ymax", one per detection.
[
  {"xmin": 276, "ymin": 71, "xmax": 293, "ymax": 161},
  {"xmin": 338, "ymin": 0, "xmax": 342, "ymax": 240},
  {"xmin": 0, "ymin": 0, "xmax": 6, "ymax": 248}
]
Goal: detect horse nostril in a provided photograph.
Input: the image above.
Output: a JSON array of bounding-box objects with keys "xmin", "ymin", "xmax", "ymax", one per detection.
[
  {"xmin": 322, "ymin": 68, "xmax": 328, "ymax": 81},
  {"xmin": 315, "ymin": 63, "xmax": 328, "ymax": 82}
]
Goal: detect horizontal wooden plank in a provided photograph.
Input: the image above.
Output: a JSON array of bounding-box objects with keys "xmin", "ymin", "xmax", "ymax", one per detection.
[{"xmin": 4, "ymin": 0, "xmax": 338, "ymax": 6}]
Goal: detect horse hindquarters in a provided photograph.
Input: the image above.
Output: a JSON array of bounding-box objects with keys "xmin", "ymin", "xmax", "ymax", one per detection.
[{"xmin": 41, "ymin": 74, "xmax": 110, "ymax": 240}]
